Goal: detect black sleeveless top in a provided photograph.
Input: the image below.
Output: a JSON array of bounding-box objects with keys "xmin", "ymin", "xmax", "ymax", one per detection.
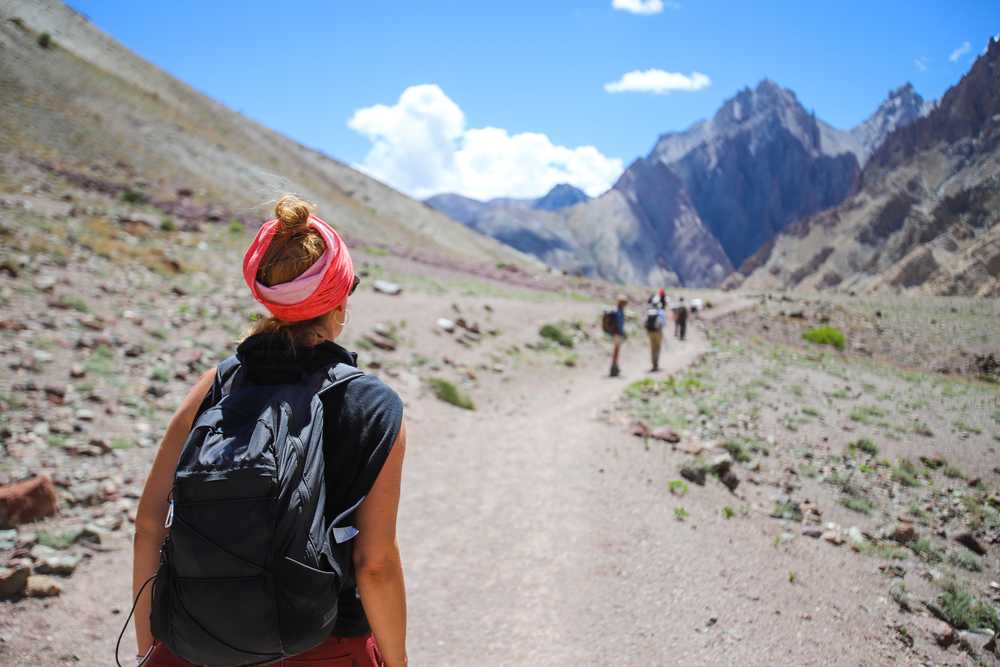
[{"xmin": 235, "ymin": 333, "xmax": 404, "ymax": 636}]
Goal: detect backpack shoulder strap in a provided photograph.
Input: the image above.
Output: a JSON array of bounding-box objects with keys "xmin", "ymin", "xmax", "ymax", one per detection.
[{"xmin": 318, "ymin": 362, "xmax": 364, "ymax": 396}]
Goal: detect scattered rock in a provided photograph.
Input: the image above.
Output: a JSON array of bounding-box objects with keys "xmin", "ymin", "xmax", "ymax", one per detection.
[
  {"xmin": 846, "ymin": 526, "xmax": 866, "ymax": 547},
  {"xmin": 958, "ymin": 629, "xmax": 996, "ymax": 656},
  {"xmin": 31, "ymin": 546, "xmax": 82, "ymax": 575},
  {"xmin": 650, "ymin": 427, "xmax": 681, "ymax": 443},
  {"xmin": 679, "ymin": 465, "xmax": 707, "ymax": 486},
  {"xmin": 630, "ymin": 422, "xmax": 650, "ymax": 438},
  {"xmin": 801, "ymin": 525, "xmax": 823, "ymax": 539},
  {"xmin": 0, "ymin": 528, "xmax": 17, "ymax": 550},
  {"xmin": 25, "ymin": 574, "xmax": 61, "ymax": 597},
  {"xmin": 930, "ymin": 620, "xmax": 957, "ymax": 648},
  {"xmin": 0, "ymin": 564, "xmax": 31, "ymax": 599},
  {"xmin": 436, "ymin": 318, "xmax": 456, "ymax": 333},
  {"xmin": 0, "ymin": 476, "xmax": 59, "ymax": 528},
  {"xmin": 364, "ymin": 333, "xmax": 397, "ymax": 352},
  {"xmin": 372, "ymin": 280, "xmax": 402, "ymax": 296},
  {"xmin": 954, "ymin": 532, "xmax": 987, "ymax": 556},
  {"xmin": 822, "ymin": 530, "xmax": 844, "ymax": 546},
  {"xmin": 718, "ymin": 470, "xmax": 740, "ymax": 492},
  {"xmin": 891, "ymin": 522, "xmax": 917, "ymax": 544}
]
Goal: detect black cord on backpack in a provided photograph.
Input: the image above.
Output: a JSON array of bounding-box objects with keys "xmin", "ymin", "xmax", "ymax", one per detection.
[{"xmin": 114, "ymin": 573, "xmax": 158, "ymax": 667}]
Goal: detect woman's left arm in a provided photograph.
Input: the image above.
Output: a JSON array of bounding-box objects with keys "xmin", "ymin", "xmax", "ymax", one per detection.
[{"xmin": 131, "ymin": 368, "xmax": 216, "ymax": 655}]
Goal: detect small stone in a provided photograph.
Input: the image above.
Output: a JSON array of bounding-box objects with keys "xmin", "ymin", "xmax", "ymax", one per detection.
[
  {"xmin": 436, "ymin": 318, "xmax": 456, "ymax": 333},
  {"xmin": 679, "ymin": 465, "xmax": 707, "ymax": 486},
  {"xmin": 32, "ymin": 550, "xmax": 82, "ymax": 576},
  {"xmin": 954, "ymin": 531, "xmax": 987, "ymax": 556},
  {"xmin": 846, "ymin": 526, "xmax": 866, "ymax": 546},
  {"xmin": 930, "ymin": 620, "xmax": 956, "ymax": 647},
  {"xmin": 74, "ymin": 408, "xmax": 96, "ymax": 421},
  {"xmin": 801, "ymin": 526, "xmax": 823, "ymax": 538},
  {"xmin": 709, "ymin": 454, "xmax": 733, "ymax": 476},
  {"xmin": 891, "ymin": 522, "xmax": 917, "ymax": 544},
  {"xmin": 718, "ymin": 469, "xmax": 740, "ymax": 492},
  {"xmin": 372, "ymin": 280, "xmax": 402, "ymax": 296},
  {"xmin": 630, "ymin": 422, "xmax": 650, "ymax": 438},
  {"xmin": 0, "ymin": 565, "xmax": 31, "ymax": 599},
  {"xmin": 958, "ymin": 629, "xmax": 995, "ymax": 655},
  {"xmin": 0, "ymin": 528, "xmax": 17, "ymax": 550},
  {"xmin": 69, "ymin": 364, "xmax": 86, "ymax": 379},
  {"xmin": 0, "ymin": 475, "xmax": 59, "ymax": 528},
  {"xmin": 25, "ymin": 574, "xmax": 61, "ymax": 597},
  {"xmin": 822, "ymin": 530, "xmax": 844, "ymax": 545},
  {"xmin": 650, "ymin": 427, "xmax": 681, "ymax": 443}
]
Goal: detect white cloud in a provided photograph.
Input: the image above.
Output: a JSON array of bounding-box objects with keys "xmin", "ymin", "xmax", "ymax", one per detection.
[
  {"xmin": 612, "ymin": 0, "xmax": 674, "ymax": 15},
  {"xmin": 604, "ymin": 69, "xmax": 710, "ymax": 94},
  {"xmin": 949, "ymin": 41, "xmax": 971, "ymax": 62},
  {"xmin": 348, "ymin": 84, "xmax": 623, "ymax": 200},
  {"xmin": 913, "ymin": 57, "xmax": 929, "ymax": 72}
]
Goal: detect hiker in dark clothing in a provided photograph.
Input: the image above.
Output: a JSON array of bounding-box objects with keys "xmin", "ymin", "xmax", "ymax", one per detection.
[
  {"xmin": 674, "ymin": 296, "xmax": 689, "ymax": 341},
  {"xmin": 131, "ymin": 196, "xmax": 406, "ymax": 667},
  {"xmin": 644, "ymin": 295, "xmax": 666, "ymax": 372},
  {"xmin": 610, "ymin": 295, "xmax": 627, "ymax": 377}
]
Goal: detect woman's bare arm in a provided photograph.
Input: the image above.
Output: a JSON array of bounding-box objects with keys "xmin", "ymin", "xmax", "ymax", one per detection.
[
  {"xmin": 132, "ymin": 368, "xmax": 215, "ymax": 655},
  {"xmin": 354, "ymin": 420, "xmax": 407, "ymax": 667}
]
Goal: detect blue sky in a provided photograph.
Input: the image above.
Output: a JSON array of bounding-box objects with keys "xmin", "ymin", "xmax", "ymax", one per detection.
[{"xmin": 68, "ymin": 0, "xmax": 999, "ymax": 199}]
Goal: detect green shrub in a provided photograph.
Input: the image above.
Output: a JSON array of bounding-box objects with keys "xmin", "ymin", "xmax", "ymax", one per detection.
[
  {"xmin": 936, "ymin": 580, "xmax": 1000, "ymax": 633},
  {"xmin": 668, "ymin": 480, "xmax": 688, "ymax": 496},
  {"xmin": 428, "ymin": 378, "xmax": 475, "ymax": 410},
  {"xmin": 722, "ymin": 440, "xmax": 752, "ymax": 463},
  {"xmin": 160, "ymin": 218, "xmax": 177, "ymax": 232},
  {"xmin": 228, "ymin": 220, "xmax": 245, "ymax": 233},
  {"xmin": 942, "ymin": 465, "xmax": 965, "ymax": 480},
  {"xmin": 892, "ymin": 458, "xmax": 921, "ymax": 487},
  {"xmin": 948, "ymin": 550, "xmax": 982, "ymax": 572},
  {"xmin": 846, "ymin": 437, "xmax": 878, "ymax": 457},
  {"xmin": 802, "ymin": 326, "xmax": 845, "ymax": 350},
  {"xmin": 539, "ymin": 323, "xmax": 574, "ymax": 348},
  {"xmin": 37, "ymin": 32, "xmax": 53, "ymax": 49},
  {"xmin": 673, "ymin": 506, "xmax": 689, "ymax": 521},
  {"xmin": 721, "ymin": 506, "xmax": 735, "ymax": 519},
  {"xmin": 120, "ymin": 189, "xmax": 147, "ymax": 205},
  {"xmin": 841, "ymin": 496, "xmax": 875, "ymax": 515},
  {"xmin": 910, "ymin": 537, "xmax": 943, "ymax": 563}
]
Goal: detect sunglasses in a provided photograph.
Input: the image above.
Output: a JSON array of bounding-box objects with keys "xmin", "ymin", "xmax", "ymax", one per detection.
[{"xmin": 349, "ymin": 274, "xmax": 360, "ymax": 296}]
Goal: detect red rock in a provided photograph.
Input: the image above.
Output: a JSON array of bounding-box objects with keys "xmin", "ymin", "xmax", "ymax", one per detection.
[
  {"xmin": 891, "ymin": 522, "xmax": 917, "ymax": 544},
  {"xmin": 650, "ymin": 427, "xmax": 681, "ymax": 443},
  {"xmin": 630, "ymin": 422, "xmax": 650, "ymax": 438},
  {"xmin": 0, "ymin": 476, "xmax": 59, "ymax": 528}
]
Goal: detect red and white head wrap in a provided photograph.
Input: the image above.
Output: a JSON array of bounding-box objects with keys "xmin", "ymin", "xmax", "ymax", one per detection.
[{"xmin": 242, "ymin": 215, "xmax": 354, "ymax": 323}]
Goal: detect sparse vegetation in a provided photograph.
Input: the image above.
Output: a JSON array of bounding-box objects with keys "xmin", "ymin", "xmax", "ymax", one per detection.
[
  {"xmin": 947, "ymin": 550, "xmax": 982, "ymax": 572},
  {"xmin": 539, "ymin": 323, "xmax": 574, "ymax": 348},
  {"xmin": 910, "ymin": 537, "xmax": 943, "ymax": 563},
  {"xmin": 841, "ymin": 496, "xmax": 875, "ymax": 515},
  {"xmin": 37, "ymin": 32, "xmax": 53, "ymax": 49},
  {"xmin": 846, "ymin": 437, "xmax": 878, "ymax": 457},
  {"xmin": 935, "ymin": 580, "xmax": 1000, "ymax": 634},
  {"xmin": 668, "ymin": 480, "xmax": 688, "ymax": 496},
  {"xmin": 120, "ymin": 189, "xmax": 147, "ymax": 205},
  {"xmin": 802, "ymin": 325, "xmax": 845, "ymax": 350},
  {"xmin": 891, "ymin": 458, "xmax": 921, "ymax": 487},
  {"xmin": 428, "ymin": 378, "xmax": 475, "ymax": 410}
]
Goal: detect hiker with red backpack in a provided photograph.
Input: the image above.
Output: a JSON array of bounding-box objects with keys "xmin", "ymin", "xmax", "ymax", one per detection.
[
  {"xmin": 601, "ymin": 295, "xmax": 628, "ymax": 377},
  {"xmin": 125, "ymin": 196, "xmax": 406, "ymax": 667}
]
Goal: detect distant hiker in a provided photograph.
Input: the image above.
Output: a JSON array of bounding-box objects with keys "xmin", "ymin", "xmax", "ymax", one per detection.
[
  {"xmin": 127, "ymin": 196, "xmax": 406, "ymax": 667},
  {"xmin": 674, "ymin": 296, "xmax": 689, "ymax": 341},
  {"xmin": 608, "ymin": 295, "xmax": 627, "ymax": 377},
  {"xmin": 644, "ymin": 296, "xmax": 666, "ymax": 372}
]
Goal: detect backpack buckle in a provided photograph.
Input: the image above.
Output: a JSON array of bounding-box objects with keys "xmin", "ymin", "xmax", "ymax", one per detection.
[{"xmin": 164, "ymin": 499, "xmax": 174, "ymax": 528}]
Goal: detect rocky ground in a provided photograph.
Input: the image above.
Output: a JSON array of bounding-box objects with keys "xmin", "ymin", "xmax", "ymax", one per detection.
[
  {"xmin": 615, "ymin": 295, "xmax": 1000, "ymax": 664},
  {"xmin": 1, "ymin": 167, "xmax": 998, "ymax": 665}
]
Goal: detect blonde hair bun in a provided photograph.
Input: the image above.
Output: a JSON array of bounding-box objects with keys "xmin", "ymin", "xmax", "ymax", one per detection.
[{"xmin": 274, "ymin": 194, "xmax": 312, "ymax": 232}]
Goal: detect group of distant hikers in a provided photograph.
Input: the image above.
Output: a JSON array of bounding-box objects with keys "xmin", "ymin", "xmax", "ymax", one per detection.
[{"xmin": 603, "ymin": 289, "xmax": 699, "ymax": 377}]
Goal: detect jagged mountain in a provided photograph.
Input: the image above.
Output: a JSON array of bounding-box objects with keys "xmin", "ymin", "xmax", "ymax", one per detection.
[
  {"xmin": 648, "ymin": 80, "xmax": 862, "ymax": 268},
  {"xmin": 429, "ymin": 80, "xmax": 928, "ymax": 287},
  {"xmin": 737, "ymin": 38, "xmax": 1000, "ymax": 296},
  {"xmin": 849, "ymin": 83, "xmax": 932, "ymax": 164}
]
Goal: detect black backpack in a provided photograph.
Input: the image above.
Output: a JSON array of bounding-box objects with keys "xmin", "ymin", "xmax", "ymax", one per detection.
[
  {"xmin": 644, "ymin": 307, "xmax": 662, "ymax": 332},
  {"xmin": 150, "ymin": 355, "xmax": 364, "ymax": 667}
]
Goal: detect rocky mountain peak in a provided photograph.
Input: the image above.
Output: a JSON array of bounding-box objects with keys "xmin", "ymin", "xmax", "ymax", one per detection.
[{"xmin": 532, "ymin": 183, "xmax": 590, "ymax": 211}]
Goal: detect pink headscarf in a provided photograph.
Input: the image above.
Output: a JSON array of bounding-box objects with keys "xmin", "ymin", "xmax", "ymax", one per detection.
[{"xmin": 242, "ymin": 215, "xmax": 354, "ymax": 322}]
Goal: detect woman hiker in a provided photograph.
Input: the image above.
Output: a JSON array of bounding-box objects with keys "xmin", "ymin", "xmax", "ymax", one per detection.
[{"xmin": 129, "ymin": 196, "xmax": 407, "ymax": 667}]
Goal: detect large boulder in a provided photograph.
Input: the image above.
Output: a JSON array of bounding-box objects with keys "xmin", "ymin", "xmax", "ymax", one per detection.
[{"xmin": 0, "ymin": 476, "xmax": 59, "ymax": 528}]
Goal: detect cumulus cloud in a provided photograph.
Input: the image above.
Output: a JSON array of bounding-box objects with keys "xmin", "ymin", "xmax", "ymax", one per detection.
[
  {"xmin": 611, "ymin": 0, "xmax": 676, "ymax": 15},
  {"xmin": 913, "ymin": 57, "xmax": 929, "ymax": 72},
  {"xmin": 949, "ymin": 41, "xmax": 971, "ymax": 62},
  {"xmin": 348, "ymin": 84, "xmax": 623, "ymax": 200},
  {"xmin": 604, "ymin": 69, "xmax": 710, "ymax": 94}
]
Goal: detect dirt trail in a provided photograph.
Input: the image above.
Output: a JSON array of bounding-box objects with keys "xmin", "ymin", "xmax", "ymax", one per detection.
[{"xmin": 2, "ymin": 296, "xmax": 907, "ymax": 666}]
